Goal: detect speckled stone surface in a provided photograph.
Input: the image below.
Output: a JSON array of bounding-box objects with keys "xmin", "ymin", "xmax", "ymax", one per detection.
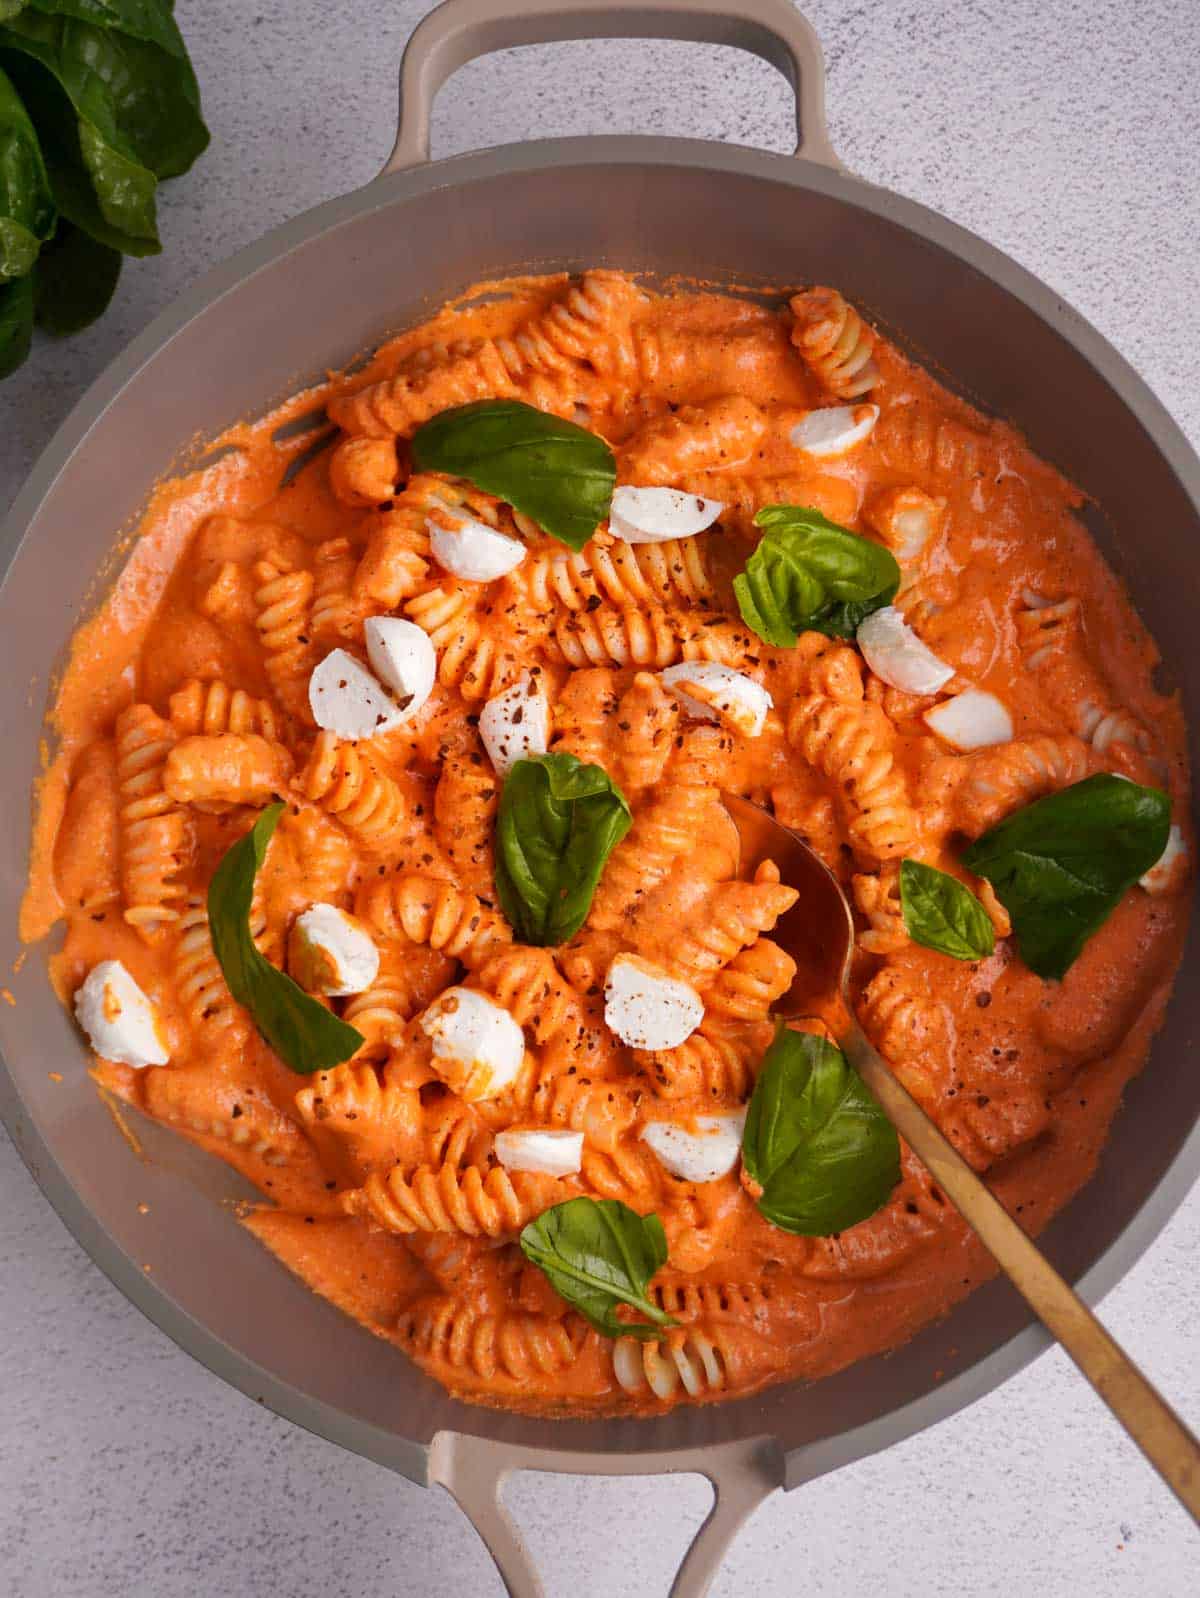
[{"xmin": 1, "ymin": 2, "xmax": 1198, "ymax": 1594}]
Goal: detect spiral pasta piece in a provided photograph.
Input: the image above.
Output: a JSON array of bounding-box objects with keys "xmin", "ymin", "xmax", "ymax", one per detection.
[
  {"xmin": 355, "ymin": 474, "xmax": 504, "ymax": 608},
  {"xmin": 789, "ymin": 693, "xmax": 920, "ymax": 863},
  {"xmin": 521, "ymin": 529, "xmax": 717, "ymax": 612},
  {"xmin": 343, "ymin": 1161, "xmax": 569, "ymax": 1237},
  {"xmin": 328, "ymin": 434, "xmax": 399, "ymax": 506},
  {"xmin": 852, "ymin": 866, "xmax": 909, "ymax": 956},
  {"xmin": 789, "ymin": 286, "xmax": 879, "ymax": 398},
  {"xmin": 168, "ymin": 679, "xmax": 281, "ymax": 742},
  {"xmin": 398, "ymin": 1295, "xmax": 588, "ymax": 1382},
  {"xmin": 298, "ymin": 731, "xmax": 409, "ymax": 842},
  {"xmin": 550, "ymin": 667, "xmax": 619, "ymax": 769},
  {"xmin": 433, "ymin": 730, "xmax": 499, "ymax": 893},
  {"xmin": 702, "ymin": 938, "xmax": 796, "ymax": 1020},
  {"xmin": 954, "ymin": 734, "xmax": 1091, "ymax": 836},
  {"xmin": 163, "ymin": 733, "xmax": 293, "ymax": 810},
  {"xmin": 293, "ymin": 1060, "xmax": 424, "ymax": 1180},
  {"xmin": 310, "ymin": 536, "xmax": 362, "ymax": 645},
  {"xmin": 616, "ymin": 394, "xmax": 767, "ymax": 483},
  {"xmin": 357, "ymin": 873, "xmax": 511, "ymax": 967},
  {"xmin": 635, "ymin": 1016, "xmax": 768, "ymax": 1103},
  {"xmin": 405, "ymin": 578, "xmax": 526, "ymax": 701},
  {"xmin": 253, "ymin": 558, "xmax": 314, "ymax": 723},
  {"xmin": 115, "ymin": 703, "xmax": 193, "ymax": 938}
]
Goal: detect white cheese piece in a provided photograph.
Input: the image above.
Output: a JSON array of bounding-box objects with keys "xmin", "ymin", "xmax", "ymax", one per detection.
[
  {"xmin": 923, "ymin": 687, "xmax": 1013, "ymax": 750},
  {"xmin": 641, "ymin": 1114, "xmax": 746, "ymax": 1184},
  {"xmin": 420, "ymin": 986, "xmax": 525, "ymax": 1101},
  {"xmin": 790, "ymin": 403, "xmax": 880, "ymax": 458},
  {"xmin": 74, "ymin": 961, "xmax": 168, "ymax": 1068},
  {"xmin": 494, "ymin": 1128, "xmax": 584, "ymax": 1177},
  {"xmin": 478, "ymin": 672, "xmax": 551, "ymax": 778},
  {"xmin": 288, "ymin": 904, "xmax": 380, "ymax": 997},
  {"xmin": 856, "ymin": 605, "xmax": 954, "ymax": 695},
  {"xmin": 660, "ymin": 662, "xmax": 772, "ymax": 738},
  {"xmin": 427, "ymin": 512, "xmax": 526, "ymax": 581},
  {"xmin": 609, "ymin": 486, "xmax": 723, "ymax": 544},
  {"xmin": 309, "ymin": 648, "xmax": 403, "ymax": 739},
  {"xmin": 604, "ymin": 954, "xmax": 703, "ymax": 1051},
  {"xmin": 1140, "ymin": 824, "xmax": 1188, "ymax": 894},
  {"xmin": 363, "ymin": 617, "xmax": 436, "ymax": 719}
]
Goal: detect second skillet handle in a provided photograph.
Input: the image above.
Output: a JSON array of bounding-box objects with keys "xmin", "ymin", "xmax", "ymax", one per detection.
[
  {"xmin": 428, "ymin": 1431, "xmax": 781, "ymax": 1597},
  {"xmin": 384, "ymin": 0, "xmax": 839, "ymax": 174}
]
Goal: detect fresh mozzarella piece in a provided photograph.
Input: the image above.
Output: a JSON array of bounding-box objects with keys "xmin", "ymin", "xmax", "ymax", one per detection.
[
  {"xmin": 363, "ymin": 617, "xmax": 435, "ymax": 719},
  {"xmin": 1140, "ymin": 824, "xmax": 1187, "ymax": 894},
  {"xmin": 288, "ymin": 904, "xmax": 380, "ymax": 997},
  {"xmin": 660, "ymin": 662, "xmax": 772, "ymax": 738},
  {"xmin": 609, "ymin": 486, "xmax": 723, "ymax": 544},
  {"xmin": 856, "ymin": 606, "xmax": 954, "ymax": 695},
  {"xmin": 74, "ymin": 961, "xmax": 168, "ymax": 1068},
  {"xmin": 790, "ymin": 403, "xmax": 880, "ymax": 458},
  {"xmin": 494, "ymin": 1128, "xmax": 584, "ymax": 1177},
  {"xmin": 641, "ymin": 1114, "xmax": 746, "ymax": 1184},
  {"xmin": 604, "ymin": 954, "xmax": 703, "ymax": 1051},
  {"xmin": 309, "ymin": 648, "xmax": 403, "ymax": 739},
  {"xmin": 420, "ymin": 986, "xmax": 525, "ymax": 1101},
  {"xmin": 427, "ymin": 512, "xmax": 526, "ymax": 581},
  {"xmin": 923, "ymin": 687, "xmax": 1013, "ymax": 750},
  {"xmin": 478, "ymin": 672, "xmax": 551, "ymax": 777}
]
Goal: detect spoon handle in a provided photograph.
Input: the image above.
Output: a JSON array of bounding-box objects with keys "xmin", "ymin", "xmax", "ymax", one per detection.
[{"xmin": 842, "ymin": 1020, "xmax": 1200, "ymax": 1523}]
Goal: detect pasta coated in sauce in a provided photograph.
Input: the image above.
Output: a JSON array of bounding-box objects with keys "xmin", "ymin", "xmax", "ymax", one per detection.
[{"xmin": 24, "ymin": 271, "xmax": 1191, "ymax": 1415}]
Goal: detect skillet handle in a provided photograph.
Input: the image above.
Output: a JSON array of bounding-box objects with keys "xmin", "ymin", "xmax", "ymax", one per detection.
[
  {"xmin": 384, "ymin": 0, "xmax": 839, "ymax": 175},
  {"xmin": 429, "ymin": 1431, "xmax": 781, "ymax": 1597}
]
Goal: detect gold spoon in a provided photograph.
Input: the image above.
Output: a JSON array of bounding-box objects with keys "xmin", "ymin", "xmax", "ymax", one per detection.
[{"xmin": 722, "ymin": 791, "xmax": 1200, "ymax": 1522}]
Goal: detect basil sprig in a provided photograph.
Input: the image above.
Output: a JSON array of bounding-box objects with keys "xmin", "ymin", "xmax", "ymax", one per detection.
[
  {"xmin": 412, "ymin": 398, "xmax": 616, "ymax": 551},
  {"xmin": 733, "ymin": 505, "xmax": 900, "ymax": 646},
  {"xmin": 962, "ymin": 773, "xmax": 1171, "ymax": 980},
  {"xmin": 899, "ymin": 859, "xmax": 995, "ymax": 962},
  {"xmin": 495, "ymin": 752, "xmax": 631, "ymax": 946},
  {"xmin": 208, "ymin": 803, "xmax": 364, "ymax": 1075},
  {"xmin": 742, "ymin": 1027, "xmax": 900, "ymax": 1236},
  {"xmin": 519, "ymin": 1197, "xmax": 679, "ymax": 1341}
]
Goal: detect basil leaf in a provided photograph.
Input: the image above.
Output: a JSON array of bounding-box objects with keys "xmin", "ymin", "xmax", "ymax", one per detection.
[
  {"xmin": 962, "ymin": 773, "xmax": 1171, "ymax": 980},
  {"xmin": 208, "ymin": 803, "xmax": 364, "ymax": 1076},
  {"xmin": 733, "ymin": 505, "xmax": 901, "ymax": 646},
  {"xmin": 519, "ymin": 1197, "xmax": 679, "ymax": 1341},
  {"xmin": 494, "ymin": 752, "xmax": 631, "ymax": 946},
  {"xmin": 34, "ymin": 216, "xmax": 119, "ymax": 330},
  {"xmin": 412, "ymin": 399, "xmax": 616, "ymax": 552},
  {"xmin": 0, "ymin": 61, "xmax": 55, "ymax": 278},
  {"xmin": 742, "ymin": 1027, "xmax": 901, "ymax": 1236},
  {"xmin": 0, "ymin": 266, "xmax": 32, "ymax": 374},
  {"xmin": 899, "ymin": 858, "xmax": 995, "ymax": 961}
]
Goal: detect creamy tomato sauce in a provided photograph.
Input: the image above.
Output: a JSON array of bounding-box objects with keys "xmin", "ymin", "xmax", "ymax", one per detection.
[{"xmin": 23, "ymin": 273, "xmax": 1191, "ymax": 1415}]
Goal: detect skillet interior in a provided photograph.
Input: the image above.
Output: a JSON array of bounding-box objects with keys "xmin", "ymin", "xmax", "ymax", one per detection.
[{"xmin": 1, "ymin": 140, "xmax": 1197, "ymax": 1485}]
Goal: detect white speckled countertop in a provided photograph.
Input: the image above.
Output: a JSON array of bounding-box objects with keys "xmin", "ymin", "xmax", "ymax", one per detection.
[{"xmin": 2, "ymin": 2, "xmax": 1198, "ymax": 1593}]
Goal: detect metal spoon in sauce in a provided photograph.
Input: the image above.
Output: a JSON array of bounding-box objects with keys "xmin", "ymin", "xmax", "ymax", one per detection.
[{"xmin": 722, "ymin": 792, "xmax": 1200, "ymax": 1522}]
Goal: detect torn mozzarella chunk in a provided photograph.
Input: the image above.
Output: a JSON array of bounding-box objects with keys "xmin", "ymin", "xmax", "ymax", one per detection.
[
  {"xmin": 790, "ymin": 403, "xmax": 880, "ymax": 458},
  {"xmin": 856, "ymin": 605, "xmax": 954, "ymax": 695},
  {"xmin": 478, "ymin": 672, "xmax": 551, "ymax": 778},
  {"xmin": 427, "ymin": 512, "xmax": 526, "ymax": 581},
  {"xmin": 309, "ymin": 648, "xmax": 404, "ymax": 739},
  {"xmin": 494, "ymin": 1129, "xmax": 584, "ymax": 1177},
  {"xmin": 74, "ymin": 961, "xmax": 168, "ymax": 1068},
  {"xmin": 288, "ymin": 904, "xmax": 380, "ymax": 997},
  {"xmin": 363, "ymin": 617, "xmax": 435, "ymax": 719},
  {"xmin": 641, "ymin": 1114, "xmax": 746, "ymax": 1184},
  {"xmin": 924, "ymin": 687, "xmax": 1013, "ymax": 750},
  {"xmin": 604, "ymin": 954, "xmax": 703, "ymax": 1051},
  {"xmin": 609, "ymin": 486, "xmax": 723, "ymax": 544},
  {"xmin": 1141, "ymin": 824, "xmax": 1187, "ymax": 894},
  {"xmin": 660, "ymin": 662, "xmax": 772, "ymax": 738},
  {"xmin": 420, "ymin": 986, "xmax": 525, "ymax": 1101}
]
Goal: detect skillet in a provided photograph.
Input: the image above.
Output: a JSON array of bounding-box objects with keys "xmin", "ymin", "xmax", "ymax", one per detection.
[{"xmin": 1, "ymin": 2, "xmax": 1198, "ymax": 1592}]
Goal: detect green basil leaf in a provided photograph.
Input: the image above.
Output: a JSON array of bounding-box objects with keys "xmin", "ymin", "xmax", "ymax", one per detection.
[
  {"xmin": 33, "ymin": 215, "xmax": 118, "ymax": 330},
  {"xmin": 25, "ymin": 2, "xmax": 194, "ymax": 66},
  {"xmin": 411, "ymin": 399, "xmax": 616, "ymax": 551},
  {"xmin": 733, "ymin": 505, "xmax": 901, "ymax": 646},
  {"xmin": 208, "ymin": 803, "xmax": 364, "ymax": 1076},
  {"xmin": 0, "ymin": 266, "xmax": 33, "ymax": 374},
  {"xmin": 0, "ymin": 61, "xmax": 54, "ymax": 278},
  {"xmin": 899, "ymin": 858, "xmax": 995, "ymax": 961},
  {"xmin": 961, "ymin": 773, "xmax": 1171, "ymax": 980},
  {"xmin": 742, "ymin": 1027, "xmax": 901, "ymax": 1236},
  {"xmin": 519, "ymin": 1197, "xmax": 679, "ymax": 1341},
  {"xmin": 0, "ymin": 5, "xmax": 28, "ymax": 23},
  {"xmin": 494, "ymin": 752, "xmax": 631, "ymax": 946}
]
